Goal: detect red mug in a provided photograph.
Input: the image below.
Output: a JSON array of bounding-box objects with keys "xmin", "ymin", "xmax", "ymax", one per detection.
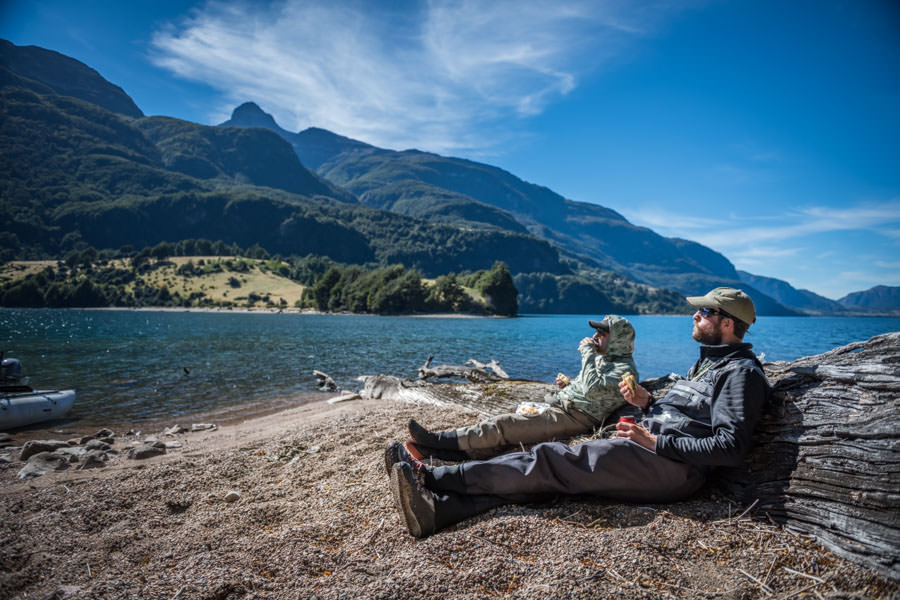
[{"xmin": 618, "ymin": 416, "xmax": 636, "ymax": 424}]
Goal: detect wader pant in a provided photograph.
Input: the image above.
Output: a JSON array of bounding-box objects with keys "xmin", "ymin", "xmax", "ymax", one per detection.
[
  {"xmin": 454, "ymin": 404, "xmax": 600, "ymax": 458},
  {"xmin": 426, "ymin": 438, "xmax": 706, "ymax": 531}
]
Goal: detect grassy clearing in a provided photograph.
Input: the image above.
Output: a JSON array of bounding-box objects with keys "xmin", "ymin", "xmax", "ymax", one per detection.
[{"xmin": 1, "ymin": 257, "xmax": 307, "ymax": 309}]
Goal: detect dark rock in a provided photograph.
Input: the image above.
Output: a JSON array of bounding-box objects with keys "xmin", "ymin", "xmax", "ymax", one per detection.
[
  {"xmin": 77, "ymin": 449, "xmax": 108, "ymax": 470},
  {"xmin": 18, "ymin": 451, "xmax": 69, "ymax": 479},
  {"xmin": 21, "ymin": 440, "xmax": 70, "ymax": 461},
  {"xmin": 128, "ymin": 444, "xmax": 166, "ymax": 460},
  {"xmin": 54, "ymin": 447, "xmax": 86, "ymax": 463},
  {"xmin": 94, "ymin": 428, "xmax": 115, "ymax": 438},
  {"xmin": 84, "ymin": 439, "xmax": 111, "ymax": 452}
]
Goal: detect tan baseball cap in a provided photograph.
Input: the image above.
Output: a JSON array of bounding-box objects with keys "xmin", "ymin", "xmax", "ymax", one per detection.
[{"xmin": 686, "ymin": 287, "xmax": 757, "ymax": 325}]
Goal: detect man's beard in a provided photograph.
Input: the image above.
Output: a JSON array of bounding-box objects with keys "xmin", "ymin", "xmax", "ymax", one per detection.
[{"xmin": 692, "ymin": 322, "xmax": 723, "ymax": 345}]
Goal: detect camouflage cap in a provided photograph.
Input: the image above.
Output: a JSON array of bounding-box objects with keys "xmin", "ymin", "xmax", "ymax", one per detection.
[{"xmin": 686, "ymin": 287, "xmax": 756, "ymax": 325}]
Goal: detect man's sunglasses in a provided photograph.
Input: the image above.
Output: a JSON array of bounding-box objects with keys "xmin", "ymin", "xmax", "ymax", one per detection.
[{"xmin": 697, "ymin": 307, "xmax": 733, "ymax": 319}]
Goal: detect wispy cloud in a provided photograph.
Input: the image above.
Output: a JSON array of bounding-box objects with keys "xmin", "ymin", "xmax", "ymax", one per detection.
[
  {"xmin": 623, "ymin": 199, "xmax": 900, "ymax": 297},
  {"xmin": 149, "ymin": 0, "xmax": 686, "ymax": 153},
  {"xmin": 629, "ymin": 200, "xmax": 900, "ymax": 249}
]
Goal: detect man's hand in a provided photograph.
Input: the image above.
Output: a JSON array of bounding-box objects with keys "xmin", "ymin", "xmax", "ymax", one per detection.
[
  {"xmin": 616, "ymin": 421, "xmax": 657, "ymax": 451},
  {"xmin": 579, "ymin": 336, "xmax": 597, "ymax": 350},
  {"xmin": 618, "ymin": 379, "xmax": 651, "ymax": 410},
  {"xmin": 555, "ymin": 373, "xmax": 571, "ymax": 389}
]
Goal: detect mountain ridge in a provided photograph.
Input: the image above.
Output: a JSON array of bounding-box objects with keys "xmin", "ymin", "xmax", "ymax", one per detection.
[
  {"xmin": 0, "ymin": 39, "xmax": 143, "ymax": 118},
  {"xmin": 222, "ymin": 101, "xmax": 806, "ymax": 316},
  {"xmin": 2, "ymin": 39, "xmax": 893, "ymax": 315}
]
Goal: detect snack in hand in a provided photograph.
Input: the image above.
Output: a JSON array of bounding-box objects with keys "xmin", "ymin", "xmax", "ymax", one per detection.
[
  {"xmin": 556, "ymin": 372, "xmax": 571, "ymax": 386},
  {"xmin": 621, "ymin": 372, "xmax": 637, "ymax": 396}
]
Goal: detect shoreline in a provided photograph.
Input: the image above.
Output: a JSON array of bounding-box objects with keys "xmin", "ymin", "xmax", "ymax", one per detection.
[
  {"xmin": 6, "ymin": 305, "xmax": 899, "ymax": 318},
  {"xmin": 1, "ymin": 390, "xmax": 332, "ymax": 444},
  {"xmin": 86, "ymin": 306, "xmax": 504, "ymax": 318}
]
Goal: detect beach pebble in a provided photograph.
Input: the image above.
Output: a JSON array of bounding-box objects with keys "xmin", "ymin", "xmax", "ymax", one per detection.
[
  {"xmin": 95, "ymin": 428, "xmax": 115, "ymax": 439},
  {"xmin": 164, "ymin": 441, "xmax": 183, "ymax": 449},
  {"xmin": 223, "ymin": 490, "xmax": 241, "ymax": 503},
  {"xmin": 0, "ymin": 453, "xmax": 12, "ymax": 464},
  {"xmin": 128, "ymin": 444, "xmax": 166, "ymax": 460},
  {"xmin": 20, "ymin": 440, "xmax": 70, "ymax": 461},
  {"xmin": 50, "ymin": 585, "xmax": 82, "ymax": 598},
  {"xmin": 192, "ymin": 423, "xmax": 217, "ymax": 432},
  {"xmin": 164, "ymin": 425, "xmax": 186, "ymax": 435},
  {"xmin": 18, "ymin": 451, "xmax": 69, "ymax": 479}
]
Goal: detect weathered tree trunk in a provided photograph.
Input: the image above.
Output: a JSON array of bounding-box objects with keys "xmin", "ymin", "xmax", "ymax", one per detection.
[{"xmin": 718, "ymin": 332, "xmax": 900, "ymax": 579}]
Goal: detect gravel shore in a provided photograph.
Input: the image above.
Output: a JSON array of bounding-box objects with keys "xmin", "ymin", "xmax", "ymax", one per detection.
[{"xmin": 1, "ymin": 395, "xmax": 897, "ymax": 600}]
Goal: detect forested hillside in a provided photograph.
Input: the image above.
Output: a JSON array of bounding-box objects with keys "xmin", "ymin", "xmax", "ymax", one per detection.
[
  {"xmin": 223, "ymin": 103, "xmax": 803, "ymax": 315},
  {"xmin": 0, "ymin": 39, "xmax": 805, "ymax": 316}
]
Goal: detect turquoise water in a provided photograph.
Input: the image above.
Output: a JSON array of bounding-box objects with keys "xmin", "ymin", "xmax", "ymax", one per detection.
[{"xmin": 2, "ymin": 308, "xmax": 898, "ymax": 429}]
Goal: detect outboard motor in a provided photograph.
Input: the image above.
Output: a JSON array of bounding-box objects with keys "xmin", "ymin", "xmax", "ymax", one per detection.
[{"xmin": 1, "ymin": 357, "xmax": 24, "ymax": 385}]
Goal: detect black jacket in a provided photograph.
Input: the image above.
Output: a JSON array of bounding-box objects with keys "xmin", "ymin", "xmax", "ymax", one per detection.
[{"xmin": 645, "ymin": 343, "xmax": 769, "ymax": 469}]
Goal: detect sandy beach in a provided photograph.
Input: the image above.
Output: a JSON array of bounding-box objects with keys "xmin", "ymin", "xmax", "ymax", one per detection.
[{"xmin": 1, "ymin": 393, "xmax": 897, "ymax": 600}]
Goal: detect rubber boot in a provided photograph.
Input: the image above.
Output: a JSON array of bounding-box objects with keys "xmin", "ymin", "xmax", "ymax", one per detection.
[{"xmin": 408, "ymin": 418, "xmax": 461, "ymax": 451}]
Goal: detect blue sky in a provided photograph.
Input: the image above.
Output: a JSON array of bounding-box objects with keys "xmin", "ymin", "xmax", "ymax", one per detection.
[{"xmin": 2, "ymin": 0, "xmax": 899, "ymax": 300}]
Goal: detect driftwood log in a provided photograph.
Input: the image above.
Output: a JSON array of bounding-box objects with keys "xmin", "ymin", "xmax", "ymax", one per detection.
[
  {"xmin": 361, "ymin": 333, "xmax": 899, "ymax": 578},
  {"xmin": 417, "ymin": 356, "xmax": 510, "ymax": 383},
  {"xmin": 312, "ymin": 370, "xmax": 338, "ymax": 392}
]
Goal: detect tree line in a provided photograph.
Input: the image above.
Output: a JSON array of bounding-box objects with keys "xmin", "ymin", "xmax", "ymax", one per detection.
[{"xmin": 0, "ymin": 239, "xmax": 519, "ymax": 316}]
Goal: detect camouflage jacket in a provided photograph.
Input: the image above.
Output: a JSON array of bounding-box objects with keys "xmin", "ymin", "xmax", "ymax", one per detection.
[{"xmin": 556, "ymin": 314, "xmax": 638, "ymax": 423}]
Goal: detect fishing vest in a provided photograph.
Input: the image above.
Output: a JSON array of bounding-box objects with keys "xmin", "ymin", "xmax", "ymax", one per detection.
[{"xmin": 644, "ymin": 356, "xmax": 766, "ymax": 439}]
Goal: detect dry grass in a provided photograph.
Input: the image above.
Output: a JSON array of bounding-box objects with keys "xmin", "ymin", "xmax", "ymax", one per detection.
[{"xmin": 0, "ymin": 258, "xmax": 307, "ymax": 309}]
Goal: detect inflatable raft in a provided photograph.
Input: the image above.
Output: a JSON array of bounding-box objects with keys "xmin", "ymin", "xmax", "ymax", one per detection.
[
  {"xmin": 0, "ymin": 354, "xmax": 75, "ymax": 429},
  {"xmin": 0, "ymin": 388, "xmax": 76, "ymax": 429}
]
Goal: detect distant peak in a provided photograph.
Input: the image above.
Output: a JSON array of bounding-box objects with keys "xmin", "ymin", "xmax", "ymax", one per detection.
[{"xmin": 225, "ymin": 102, "xmax": 279, "ymax": 129}]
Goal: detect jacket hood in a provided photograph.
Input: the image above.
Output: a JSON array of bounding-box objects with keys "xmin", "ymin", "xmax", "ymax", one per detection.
[{"xmin": 605, "ymin": 315, "xmax": 635, "ymax": 358}]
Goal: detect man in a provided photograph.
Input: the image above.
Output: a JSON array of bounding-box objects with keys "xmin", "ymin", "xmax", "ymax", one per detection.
[
  {"xmin": 390, "ymin": 315, "xmax": 637, "ymax": 465},
  {"xmin": 386, "ymin": 287, "xmax": 769, "ymax": 538}
]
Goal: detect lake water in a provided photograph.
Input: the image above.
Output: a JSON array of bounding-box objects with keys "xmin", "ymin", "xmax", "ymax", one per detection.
[{"xmin": 2, "ymin": 308, "xmax": 898, "ymax": 431}]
